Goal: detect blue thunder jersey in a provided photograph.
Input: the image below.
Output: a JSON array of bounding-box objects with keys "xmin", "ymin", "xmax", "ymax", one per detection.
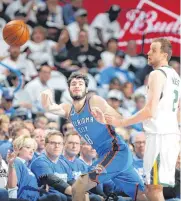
[
  {"xmin": 31, "ymin": 153, "xmax": 73, "ymax": 183},
  {"xmin": 69, "ymin": 98, "xmax": 127, "ymax": 156},
  {"xmin": 14, "ymin": 158, "xmax": 39, "ymax": 201},
  {"xmin": 63, "ymin": 156, "xmax": 88, "ymax": 179}
]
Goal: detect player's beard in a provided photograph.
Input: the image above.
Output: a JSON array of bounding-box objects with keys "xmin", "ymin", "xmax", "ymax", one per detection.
[{"xmin": 70, "ymin": 89, "xmax": 87, "ymax": 101}]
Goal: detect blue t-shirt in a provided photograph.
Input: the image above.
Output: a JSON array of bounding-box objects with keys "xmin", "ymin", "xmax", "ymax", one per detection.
[
  {"xmin": 0, "ymin": 140, "xmax": 13, "ymax": 160},
  {"xmin": 133, "ymin": 154, "xmax": 144, "ymax": 181},
  {"xmin": 98, "ymin": 66, "xmax": 134, "ymax": 86},
  {"xmin": 63, "ymin": 156, "xmax": 88, "ymax": 179},
  {"xmin": 15, "ymin": 158, "xmax": 39, "ymax": 201},
  {"xmin": 31, "ymin": 153, "xmax": 73, "ymax": 183}
]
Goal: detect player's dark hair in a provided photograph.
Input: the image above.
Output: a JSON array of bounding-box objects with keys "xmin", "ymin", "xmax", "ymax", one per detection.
[
  {"xmin": 153, "ymin": 38, "xmax": 172, "ymax": 61},
  {"xmin": 67, "ymin": 72, "xmax": 89, "ymax": 87}
]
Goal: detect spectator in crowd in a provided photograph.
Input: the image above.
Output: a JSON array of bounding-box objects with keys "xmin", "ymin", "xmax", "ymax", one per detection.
[
  {"xmin": 0, "ymin": 154, "xmax": 8, "ymax": 189},
  {"xmin": 24, "ymin": 65, "xmax": 52, "ymax": 113},
  {"xmin": 5, "ymin": 72, "xmax": 33, "ymax": 112},
  {"xmin": 121, "ymin": 82, "xmax": 136, "ymax": 113},
  {"xmin": 0, "ymin": 45, "xmax": 37, "ymax": 82},
  {"xmin": 134, "ymin": 75, "xmax": 148, "ymax": 97},
  {"xmin": 79, "ymin": 140, "xmax": 97, "ymax": 167},
  {"xmin": 169, "ymin": 60, "xmax": 180, "ymax": 75},
  {"xmin": 7, "ymin": 135, "xmax": 39, "ymax": 200},
  {"xmin": 46, "ymin": 121, "xmax": 59, "ymax": 130},
  {"xmin": 32, "ymin": 128, "xmax": 46, "ymax": 158},
  {"xmin": 0, "ymin": 127, "xmax": 12, "ymax": 161},
  {"xmin": 61, "ymin": 120, "xmax": 75, "ymax": 136},
  {"xmin": 45, "ymin": 0, "xmax": 64, "ymax": 29},
  {"xmin": 36, "ymin": 5, "xmax": 49, "ymax": 28},
  {"xmin": 106, "ymin": 89, "xmax": 131, "ymax": 117},
  {"xmin": 24, "ymin": 120, "xmax": 35, "ymax": 133},
  {"xmin": 63, "ymin": 133, "xmax": 105, "ymax": 201},
  {"xmin": 8, "ymin": 121, "xmax": 31, "ymax": 141},
  {"xmin": 123, "ymin": 40, "xmax": 147, "ymax": 74},
  {"xmin": 89, "ymin": 5, "xmax": 121, "ymax": 50},
  {"xmin": 63, "ymin": 133, "xmax": 86, "ymax": 179},
  {"xmin": 5, "ymin": 0, "xmax": 37, "ymax": 23},
  {"xmin": 31, "ymin": 131, "xmax": 74, "ymax": 200},
  {"xmin": 98, "ymin": 51, "xmax": 134, "ymax": 89},
  {"xmin": 34, "ymin": 116, "xmax": 49, "ymax": 130},
  {"xmin": 131, "ymin": 132, "xmax": 146, "ymax": 180},
  {"xmin": 100, "ymin": 38, "xmax": 118, "ymax": 68},
  {"xmin": 22, "ymin": 26, "xmax": 57, "ymax": 67},
  {"xmin": 57, "ymin": 8, "xmax": 88, "ymax": 50},
  {"xmin": 131, "ymin": 95, "xmax": 145, "ymax": 132},
  {"xmin": 0, "ymin": 114, "xmax": 10, "ymax": 133},
  {"xmin": 61, "ymin": 30, "xmax": 102, "ymax": 71},
  {"xmin": 0, "ymin": 90, "xmax": 16, "ymax": 117},
  {"xmin": 63, "ymin": 0, "xmax": 83, "ymax": 25},
  {"xmin": 7, "ymin": 135, "xmax": 63, "ymax": 201}
]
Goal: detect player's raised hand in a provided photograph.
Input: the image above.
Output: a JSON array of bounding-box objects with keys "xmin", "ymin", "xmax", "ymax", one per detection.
[
  {"xmin": 7, "ymin": 150, "xmax": 17, "ymax": 166},
  {"xmin": 91, "ymin": 107, "xmax": 106, "ymax": 124},
  {"xmin": 41, "ymin": 89, "xmax": 53, "ymax": 110}
]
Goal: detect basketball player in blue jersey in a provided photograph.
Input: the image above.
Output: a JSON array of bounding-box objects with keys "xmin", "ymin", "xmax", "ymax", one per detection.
[{"xmin": 41, "ymin": 72, "xmax": 146, "ymax": 201}]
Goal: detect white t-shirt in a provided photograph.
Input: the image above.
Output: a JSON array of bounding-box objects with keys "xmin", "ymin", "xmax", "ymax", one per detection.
[
  {"xmin": 66, "ymin": 22, "xmax": 89, "ymax": 43},
  {"xmin": 5, "ymin": 0, "xmax": 37, "ymax": 22},
  {"xmin": 100, "ymin": 51, "xmax": 115, "ymax": 67},
  {"xmin": 24, "ymin": 77, "xmax": 51, "ymax": 112},
  {"xmin": 121, "ymin": 54, "xmax": 147, "ymax": 70},
  {"xmin": 89, "ymin": 13, "xmax": 121, "ymax": 45},
  {"xmin": 0, "ymin": 55, "xmax": 37, "ymax": 81},
  {"xmin": 0, "ymin": 18, "xmax": 9, "ymax": 58},
  {"xmin": 22, "ymin": 40, "xmax": 56, "ymax": 67},
  {"xmin": 0, "ymin": 159, "xmax": 8, "ymax": 188}
]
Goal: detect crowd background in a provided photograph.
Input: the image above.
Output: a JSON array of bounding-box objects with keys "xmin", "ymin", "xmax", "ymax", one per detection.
[{"xmin": 0, "ymin": 0, "xmax": 180, "ymax": 201}]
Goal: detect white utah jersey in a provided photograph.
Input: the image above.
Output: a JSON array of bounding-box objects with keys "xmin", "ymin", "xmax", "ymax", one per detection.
[{"xmin": 143, "ymin": 67, "xmax": 181, "ymax": 134}]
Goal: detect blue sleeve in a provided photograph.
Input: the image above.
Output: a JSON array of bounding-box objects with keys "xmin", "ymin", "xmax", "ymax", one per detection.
[
  {"xmin": 31, "ymin": 158, "xmax": 53, "ymax": 178},
  {"xmin": 14, "ymin": 159, "xmax": 24, "ymax": 183},
  {"xmin": 67, "ymin": 166, "xmax": 74, "ymax": 181},
  {"xmin": 62, "ymin": 161, "xmax": 74, "ymax": 181},
  {"xmin": 63, "ymin": 4, "xmax": 75, "ymax": 25},
  {"xmin": 80, "ymin": 161, "xmax": 89, "ymax": 173},
  {"xmin": 98, "ymin": 68, "xmax": 112, "ymax": 86}
]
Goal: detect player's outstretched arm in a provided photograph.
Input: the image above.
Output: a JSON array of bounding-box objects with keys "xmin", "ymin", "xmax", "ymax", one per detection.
[
  {"xmin": 41, "ymin": 89, "xmax": 70, "ymax": 118},
  {"xmin": 90, "ymin": 95, "xmax": 123, "ymax": 127},
  {"xmin": 105, "ymin": 70, "xmax": 166, "ymax": 127}
]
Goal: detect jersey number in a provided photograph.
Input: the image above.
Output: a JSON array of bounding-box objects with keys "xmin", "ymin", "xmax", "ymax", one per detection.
[
  {"xmin": 172, "ymin": 90, "xmax": 179, "ymax": 112},
  {"xmin": 84, "ymin": 134, "xmax": 93, "ymax": 145}
]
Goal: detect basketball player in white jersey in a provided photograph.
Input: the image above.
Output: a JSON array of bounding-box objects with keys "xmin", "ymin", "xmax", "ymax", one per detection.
[{"xmin": 92, "ymin": 38, "xmax": 181, "ymax": 201}]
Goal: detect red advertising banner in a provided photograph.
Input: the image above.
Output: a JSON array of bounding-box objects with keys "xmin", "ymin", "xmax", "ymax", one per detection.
[{"xmin": 83, "ymin": 0, "xmax": 180, "ymax": 57}]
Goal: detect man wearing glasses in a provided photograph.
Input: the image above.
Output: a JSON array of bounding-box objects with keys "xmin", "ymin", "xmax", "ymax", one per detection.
[{"xmin": 31, "ymin": 131, "xmax": 73, "ymax": 201}]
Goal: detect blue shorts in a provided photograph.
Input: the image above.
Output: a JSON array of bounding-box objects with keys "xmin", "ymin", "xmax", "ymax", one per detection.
[{"xmin": 88, "ymin": 147, "xmax": 145, "ymax": 199}]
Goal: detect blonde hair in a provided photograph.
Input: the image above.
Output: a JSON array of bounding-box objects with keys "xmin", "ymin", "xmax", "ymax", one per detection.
[
  {"xmin": 0, "ymin": 114, "xmax": 10, "ymax": 125},
  {"xmin": 13, "ymin": 135, "xmax": 37, "ymax": 151},
  {"xmin": 153, "ymin": 38, "xmax": 172, "ymax": 61}
]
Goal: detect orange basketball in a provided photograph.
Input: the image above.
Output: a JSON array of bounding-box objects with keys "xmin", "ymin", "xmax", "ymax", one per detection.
[{"xmin": 3, "ymin": 20, "xmax": 30, "ymax": 46}]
